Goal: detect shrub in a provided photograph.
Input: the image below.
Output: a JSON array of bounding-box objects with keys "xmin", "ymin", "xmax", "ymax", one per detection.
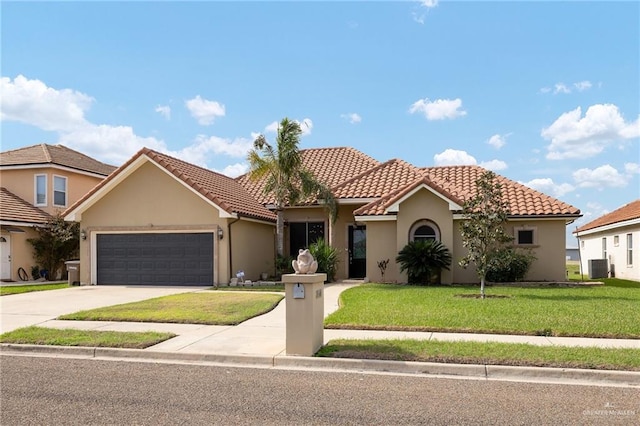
[
  {"xmin": 275, "ymin": 254, "xmax": 294, "ymax": 279},
  {"xmin": 396, "ymin": 240, "xmax": 452, "ymax": 285},
  {"xmin": 486, "ymin": 248, "xmax": 536, "ymax": 282},
  {"xmin": 309, "ymin": 239, "xmax": 340, "ymax": 282}
]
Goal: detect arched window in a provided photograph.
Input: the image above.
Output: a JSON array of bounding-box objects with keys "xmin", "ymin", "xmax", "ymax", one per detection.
[{"xmin": 410, "ymin": 220, "xmax": 440, "ymax": 242}]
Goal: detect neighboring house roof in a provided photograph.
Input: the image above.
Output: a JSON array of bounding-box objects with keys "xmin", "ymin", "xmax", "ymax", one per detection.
[
  {"xmin": 0, "ymin": 143, "xmax": 116, "ymax": 176},
  {"xmin": 237, "ymin": 147, "xmax": 380, "ymax": 204},
  {"xmin": 0, "ymin": 187, "xmax": 51, "ymax": 225},
  {"xmin": 65, "ymin": 148, "xmax": 276, "ymax": 223},
  {"xmin": 574, "ymin": 199, "xmax": 640, "ymax": 234}
]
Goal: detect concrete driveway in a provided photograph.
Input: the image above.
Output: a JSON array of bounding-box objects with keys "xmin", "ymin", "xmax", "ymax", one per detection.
[{"xmin": 0, "ymin": 286, "xmax": 207, "ymax": 333}]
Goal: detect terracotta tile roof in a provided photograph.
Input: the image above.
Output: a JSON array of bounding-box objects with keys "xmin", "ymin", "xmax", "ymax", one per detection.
[
  {"xmin": 0, "ymin": 187, "xmax": 51, "ymax": 225},
  {"xmin": 0, "ymin": 144, "xmax": 116, "ymax": 176},
  {"xmin": 574, "ymin": 199, "xmax": 640, "ymax": 233},
  {"xmin": 332, "ymin": 159, "xmax": 423, "ymax": 199},
  {"xmin": 237, "ymin": 147, "xmax": 380, "ymax": 204},
  {"xmin": 65, "ymin": 148, "xmax": 276, "ymax": 223},
  {"xmin": 354, "ymin": 165, "xmax": 580, "ymax": 217}
]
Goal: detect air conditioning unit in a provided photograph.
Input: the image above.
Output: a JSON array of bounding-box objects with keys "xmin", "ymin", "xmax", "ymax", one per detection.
[{"xmin": 588, "ymin": 259, "xmax": 608, "ymax": 279}]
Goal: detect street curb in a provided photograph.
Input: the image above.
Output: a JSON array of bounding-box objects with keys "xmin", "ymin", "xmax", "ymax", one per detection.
[{"xmin": 2, "ymin": 344, "xmax": 639, "ymax": 387}]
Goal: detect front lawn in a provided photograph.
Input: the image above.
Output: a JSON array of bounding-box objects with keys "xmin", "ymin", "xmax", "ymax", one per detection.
[
  {"xmin": 317, "ymin": 339, "xmax": 640, "ymax": 371},
  {"xmin": 58, "ymin": 292, "xmax": 284, "ymax": 325},
  {"xmin": 0, "ymin": 282, "xmax": 69, "ymax": 296},
  {"xmin": 324, "ymin": 282, "xmax": 640, "ymax": 338},
  {"xmin": 0, "ymin": 326, "xmax": 174, "ymax": 349}
]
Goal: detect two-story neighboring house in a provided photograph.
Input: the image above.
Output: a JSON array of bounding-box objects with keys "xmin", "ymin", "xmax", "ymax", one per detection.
[{"xmin": 0, "ymin": 144, "xmax": 116, "ymax": 281}]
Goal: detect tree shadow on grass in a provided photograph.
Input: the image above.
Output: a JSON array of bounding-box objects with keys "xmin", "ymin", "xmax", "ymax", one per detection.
[{"xmin": 517, "ymin": 294, "xmax": 637, "ymax": 302}]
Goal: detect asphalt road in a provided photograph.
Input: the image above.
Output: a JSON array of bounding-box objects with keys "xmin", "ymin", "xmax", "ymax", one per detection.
[{"xmin": 1, "ymin": 355, "xmax": 638, "ymax": 425}]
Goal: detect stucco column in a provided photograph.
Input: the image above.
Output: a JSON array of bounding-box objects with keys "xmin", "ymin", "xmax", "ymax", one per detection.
[{"xmin": 282, "ymin": 273, "xmax": 326, "ymax": 356}]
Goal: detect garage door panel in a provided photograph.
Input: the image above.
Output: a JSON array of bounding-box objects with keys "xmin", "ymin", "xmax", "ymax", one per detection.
[{"xmin": 97, "ymin": 233, "xmax": 214, "ymax": 286}]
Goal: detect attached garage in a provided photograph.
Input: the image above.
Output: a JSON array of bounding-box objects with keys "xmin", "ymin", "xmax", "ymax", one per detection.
[{"xmin": 96, "ymin": 232, "xmax": 214, "ymax": 286}]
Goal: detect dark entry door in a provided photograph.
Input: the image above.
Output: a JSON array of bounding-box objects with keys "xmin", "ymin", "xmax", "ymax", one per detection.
[{"xmin": 348, "ymin": 225, "xmax": 366, "ymax": 279}]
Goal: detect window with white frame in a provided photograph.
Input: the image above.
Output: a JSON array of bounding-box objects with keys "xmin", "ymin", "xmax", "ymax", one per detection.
[
  {"xmin": 602, "ymin": 237, "xmax": 607, "ymax": 260},
  {"xmin": 514, "ymin": 226, "xmax": 536, "ymax": 245},
  {"xmin": 410, "ymin": 220, "xmax": 439, "ymax": 242},
  {"xmin": 35, "ymin": 174, "xmax": 47, "ymax": 206},
  {"xmin": 627, "ymin": 234, "xmax": 633, "ymax": 266},
  {"xmin": 614, "ymin": 235, "xmax": 619, "ymax": 246},
  {"xmin": 53, "ymin": 175, "xmax": 67, "ymax": 207}
]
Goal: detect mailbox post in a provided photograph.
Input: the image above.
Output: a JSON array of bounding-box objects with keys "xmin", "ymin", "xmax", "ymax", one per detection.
[{"xmin": 282, "ymin": 273, "xmax": 326, "ymax": 356}]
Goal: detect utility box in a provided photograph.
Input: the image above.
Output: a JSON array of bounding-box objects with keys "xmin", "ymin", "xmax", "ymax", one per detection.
[
  {"xmin": 282, "ymin": 273, "xmax": 326, "ymax": 356},
  {"xmin": 65, "ymin": 260, "xmax": 81, "ymax": 286},
  {"xmin": 588, "ymin": 259, "xmax": 608, "ymax": 279}
]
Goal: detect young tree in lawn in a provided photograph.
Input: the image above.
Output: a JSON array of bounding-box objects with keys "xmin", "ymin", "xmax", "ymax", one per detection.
[
  {"xmin": 247, "ymin": 118, "xmax": 336, "ymax": 257},
  {"xmin": 458, "ymin": 171, "xmax": 513, "ymax": 298},
  {"xmin": 28, "ymin": 212, "xmax": 80, "ymax": 280}
]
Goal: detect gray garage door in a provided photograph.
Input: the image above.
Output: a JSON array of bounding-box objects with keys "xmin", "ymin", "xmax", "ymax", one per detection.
[{"xmin": 97, "ymin": 233, "xmax": 214, "ymax": 286}]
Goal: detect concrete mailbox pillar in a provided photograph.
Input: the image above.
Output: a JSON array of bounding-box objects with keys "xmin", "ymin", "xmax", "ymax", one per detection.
[{"xmin": 282, "ymin": 273, "xmax": 326, "ymax": 356}]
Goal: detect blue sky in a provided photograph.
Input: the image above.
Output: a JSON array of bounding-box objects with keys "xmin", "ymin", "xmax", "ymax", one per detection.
[{"xmin": 2, "ymin": 1, "xmax": 639, "ymax": 244}]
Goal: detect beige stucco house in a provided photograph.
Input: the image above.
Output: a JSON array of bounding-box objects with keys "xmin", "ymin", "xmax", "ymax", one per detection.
[
  {"xmin": 65, "ymin": 146, "xmax": 581, "ymax": 286},
  {"xmin": 0, "ymin": 144, "xmax": 116, "ymax": 281},
  {"xmin": 573, "ymin": 200, "xmax": 639, "ymax": 281}
]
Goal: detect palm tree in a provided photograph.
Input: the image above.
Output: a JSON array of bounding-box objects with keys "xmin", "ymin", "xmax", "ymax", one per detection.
[
  {"xmin": 396, "ymin": 240, "xmax": 452, "ymax": 285},
  {"xmin": 247, "ymin": 118, "xmax": 336, "ymax": 257}
]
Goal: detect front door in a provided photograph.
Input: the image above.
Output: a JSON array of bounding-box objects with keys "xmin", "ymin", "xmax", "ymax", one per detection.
[
  {"xmin": 348, "ymin": 225, "xmax": 366, "ymax": 279},
  {"xmin": 0, "ymin": 234, "xmax": 11, "ymax": 280}
]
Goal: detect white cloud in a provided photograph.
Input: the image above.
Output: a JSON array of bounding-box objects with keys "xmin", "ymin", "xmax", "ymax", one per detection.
[
  {"xmin": 185, "ymin": 95, "xmax": 225, "ymax": 126},
  {"xmin": 542, "ymin": 104, "xmax": 640, "ymax": 160},
  {"xmin": 341, "ymin": 112, "xmax": 362, "ymax": 124},
  {"xmin": 554, "ymin": 83, "xmax": 571, "ymax": 94},
  {"xmin": 183, "ymin": 135, "xmax": 253, "ymax": 160},
  {"xmin": 624, "ymin": 162, "xmax": 640, "ymax": 175},
  {"xmin": 487, "ymin": 133, "xmax": 509, "ymax": 149},
  {"xmin": 1, "ymin": 74, "xmax": 93, "ymax": 132},
  {"xmin": 523, "ymin": 178, "xmax": 575, "ymax": 198},
  {"xmin": 215, "ymin": 163, "xmax": 249, "ymax": 178},
  {"xmin": 479, "ymin": 159, "xmax": 508, "ymax": 171},
  {"xmin": 264, "ymin": 118, "xmax": 313, "ymax": 136},
  {"xmin": 539, "ymin": 87, "xmax": 552, "ymax": 94},
  {"xmin": 573, "ymin": 164, "xmax": 629, "ymax": 188},
  {"xmin": 155, "ymin": 105, "xmax": 171, "ymax": 120},
  {"xmin": 412, "ymin": 0, "xmax": 438, "ymax": 24},
  {"xmin": 574, "ymin": 80, "xmax": 592, "ymax": 92},
  {"xmin": 433, "ymin": 149, "xmax": 477, "ymax": 166},
  {"xmin": 409, "ymin": 98, "xmax": 467, "ymax": 121}
]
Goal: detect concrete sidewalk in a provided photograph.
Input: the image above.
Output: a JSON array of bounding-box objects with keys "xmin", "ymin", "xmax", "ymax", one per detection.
[{"xmin": 2, "ymin": 282, "xmax": 639, "ymax": 387}]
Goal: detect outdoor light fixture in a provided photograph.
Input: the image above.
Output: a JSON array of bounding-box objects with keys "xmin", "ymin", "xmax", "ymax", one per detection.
[
  {"xmin": 217, "ymin": 227, "xmax": 223, "ymax": 240},
  {"xmin": 80, "ymin": 230, "xmax": 87, "ymax": 240}
]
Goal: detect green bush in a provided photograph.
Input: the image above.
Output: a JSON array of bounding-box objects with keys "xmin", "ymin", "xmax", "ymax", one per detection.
[
  {"xmin": 275, "ymin": 254, "xmax": 294, "ymax": 279},
  {"xmin": 309, "ymin": 239, "xmax": 340, "ymax": 282},
  {"xmin": 486, "ymin": 248, "xmax": 536, "ymax": 282},
  {"xmin": 396, "ymin": 240, "xmax": 452, "ymax": 285}
]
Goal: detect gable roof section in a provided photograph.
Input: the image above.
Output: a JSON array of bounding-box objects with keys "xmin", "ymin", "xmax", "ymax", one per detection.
[
  {"xmin": 0, "ymin": 144, "xmax": 117, "ymax": 176},
  {"xmin": 355, "ymin": 165, "xmax": 580, "ymax": 218},
  {"xmin": 237, "ymin": 147, "xmax": 380, "ymax": 204},
  {"xmin": 0, "ymin": 187, "xmax": 51, "ymax": 225},
  {"xmin": 65, "ymin": 148, "xmax": 276, "ymax": 223},
  {"xmin": 424, "ymin": 165, "xmax": 580, "ymax": 216},
  {"xmin": 574, "ymin": 199, "xmax": 640, "ymax": 234}
]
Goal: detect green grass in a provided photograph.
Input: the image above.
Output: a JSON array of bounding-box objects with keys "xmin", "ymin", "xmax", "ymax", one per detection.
[
  {"xmin": 324, "ymin": 282, "xmax": 640, "ymax": 338},
  {"xmin": 58, "ymin": 292, "xmax": 284, "ymax": 325},
  {"xmin": 0, "ymin": 282, "xmax": 69, "ymax": 296},
  {"xmin": 210, "ymin": 285, "xmax": 285, "ymax": 292},
  {"xmin": 317, "ymin": 339, "xmax": 640, "ymax": 371},
  {"xmin": 0, "ymin": 326, "xmax": 174, "ymax": 349}
]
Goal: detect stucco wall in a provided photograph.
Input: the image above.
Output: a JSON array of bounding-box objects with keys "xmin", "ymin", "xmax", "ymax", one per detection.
[
  {"xmin": 451, "ymin": 219, "xmax": 571, "ymax": 283},
  {"xmin": 365, "ymin": 221, "xmax": 399, "ymax": 282},
  {"xmin": 0, "ymin": 227, "xmax": 40, "ymax": 281},
  {"xmin": 577, "ymin": 225, "xmax": 639, "ymax": 281},
  {"xmin": 78, "ymin": 162, "xmax": 230, "ymax": 285},
  {"xmin": 395, "ymin": 189, "xmax": 454, "ymax": 284},
  {"xmin": 230, "ymin": 219, "xmax": 275, "ymax": 282},
  {"xmin": 0, "ymin": 168, "xmax": 104, "ymax": 216}
]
